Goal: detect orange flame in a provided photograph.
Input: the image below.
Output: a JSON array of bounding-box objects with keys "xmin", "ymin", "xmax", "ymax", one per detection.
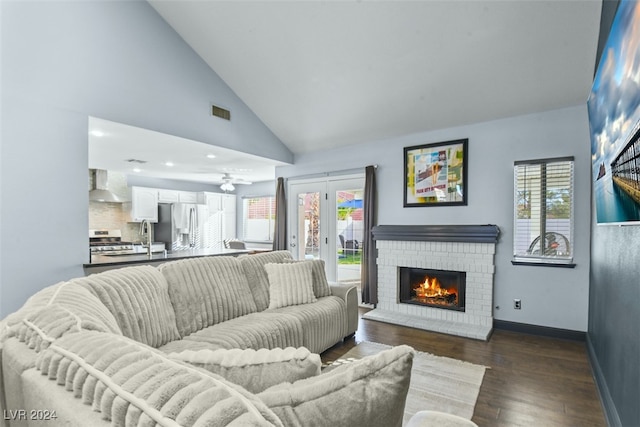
[{"xmin": 414, "ymin": 276, "xmax": 455, "ymax": 298}]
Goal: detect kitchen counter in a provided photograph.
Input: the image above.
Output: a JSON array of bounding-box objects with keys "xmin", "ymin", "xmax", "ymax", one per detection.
[{"xmin": 84, "ymin": 248, "xmax": 268, "ymax": 274}]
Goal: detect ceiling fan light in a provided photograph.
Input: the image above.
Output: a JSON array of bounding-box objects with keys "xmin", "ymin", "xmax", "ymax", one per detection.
[{"xmin": 221, "ymin": 182, "xmax": 235, "ymax": 192}]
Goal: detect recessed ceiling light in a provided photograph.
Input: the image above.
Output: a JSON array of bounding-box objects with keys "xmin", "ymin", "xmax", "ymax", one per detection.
[
  {"xmin": 90, "ymin": 130, "xmax": 105, "ymax": 137},
  {"xmin": 206, "ymin": 154, "xmax": 216, "ymax": 159},
  {"xmin": 133, "ymin": 168, "xmax": 142, "ymax": 173},
  {"xmin": 165, "ymin": 162, "xmax": 174, "ymax": 167}
]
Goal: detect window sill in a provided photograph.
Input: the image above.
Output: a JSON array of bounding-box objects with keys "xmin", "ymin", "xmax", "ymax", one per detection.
[{"xmin": 511, "ymin": 259, "xmax": 576, "ymax": 268}]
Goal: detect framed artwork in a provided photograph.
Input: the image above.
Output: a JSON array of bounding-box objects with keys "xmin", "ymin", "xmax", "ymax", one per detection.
[{"xmin": 404, "ymin": 139, "xmax": 468, "ymax": 207}]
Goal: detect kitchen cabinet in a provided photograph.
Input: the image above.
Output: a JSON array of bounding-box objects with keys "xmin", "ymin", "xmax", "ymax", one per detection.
[
  {"xmin": 198, "ymin": 192, "xmax": 236, "ymax": 247},
  {"xmin": 221, "ymin": 194, "xmax": 236, "ymax": 213},
  {"xmin": 125, "ymin": 186, "xmax": 158, "ymax": 222},
  {"xmin": 157, "ymin": 189, "xmax": 179, "ymax": 203},
  {"xmin": 198, "ymin": 192, "xmax": 222, "ymax": 212},
  {"xmin": 221, "ymin": 194, "xmax": 236, "ymax": 242},
  {"xmin": 178, "ymin": 191, "xmax": 197, "ymax": 203},
  {"xmin": 158, "ymin": 189, "xmax": 197, "ymax": 203}
]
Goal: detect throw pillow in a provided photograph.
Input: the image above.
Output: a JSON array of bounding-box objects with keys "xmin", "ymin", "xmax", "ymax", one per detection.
[
  {"xmin": 238, "ymin": 250, "xmax": 294, "ymax": 311},
  {"xmin": 169, "ymin": 347, "xmax": 321, "ymax": 394},
  {"xmin": 258, "ymin": 345, "xmax": 415, "ymax": 427},
  {"xmin": 264, "ymin": 262, "xmax": 317, "ymax": 309},
  {"xmin": 283, "ymin": 259, "xmax": 332, "ymax": 298}
]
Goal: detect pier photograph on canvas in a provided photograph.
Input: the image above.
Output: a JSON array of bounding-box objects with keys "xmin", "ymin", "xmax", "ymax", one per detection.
[{"xmin": 588, "ymin": 0, "xmax": 640, "ymax": 224}]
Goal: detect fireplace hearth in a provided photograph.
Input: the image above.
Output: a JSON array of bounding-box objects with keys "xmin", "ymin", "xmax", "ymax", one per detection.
[{"xmin": 399, "ymin": 267, "xmax": 466, "ymax": 312}]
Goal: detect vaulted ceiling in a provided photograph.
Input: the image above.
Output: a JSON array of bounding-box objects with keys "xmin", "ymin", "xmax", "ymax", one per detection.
[{"xmin": 148, "ymin": 1, "xmax": 602, "ymax": 155}]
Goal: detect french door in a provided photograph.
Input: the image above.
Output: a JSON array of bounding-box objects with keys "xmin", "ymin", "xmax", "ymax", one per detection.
[{"xmin": 288, "ymin": 175, "xmax": 364, "ymax": 284}]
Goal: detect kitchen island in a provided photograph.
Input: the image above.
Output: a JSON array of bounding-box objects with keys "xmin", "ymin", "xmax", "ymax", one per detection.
[{"xmin": 84, "ymin": 248, "xmax": 266, "ymax": 274}]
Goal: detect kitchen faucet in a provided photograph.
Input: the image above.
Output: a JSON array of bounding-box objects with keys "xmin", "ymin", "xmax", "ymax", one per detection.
[{"xmin": 139, "ymin": 219, "xmax": 153, "ymax": 258}]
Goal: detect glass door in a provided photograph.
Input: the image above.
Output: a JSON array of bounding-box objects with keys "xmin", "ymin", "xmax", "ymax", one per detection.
[
  {"xmin": 288, "ymin": 176, "xmax": 365, "ymax": 284},
  {"xmin": 328, "ymin": 178, "xmax": 365, "ymax": 286},
  {"xmin": 288, "ymin": 181, "xmax": 325, "ymax": 261}
]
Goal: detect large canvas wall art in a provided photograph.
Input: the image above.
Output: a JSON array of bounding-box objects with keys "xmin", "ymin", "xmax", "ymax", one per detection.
[{"xmin": 588, "ymin": 0, "xmax": 640, "ymax": 225}]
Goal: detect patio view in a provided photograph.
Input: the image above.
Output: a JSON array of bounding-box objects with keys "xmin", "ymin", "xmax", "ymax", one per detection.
[{"xmin": 296, "ymin": 189, "xmax": 363, "ymax": 288}]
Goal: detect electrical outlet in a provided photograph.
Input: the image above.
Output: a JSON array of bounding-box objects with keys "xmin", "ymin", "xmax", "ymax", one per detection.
[{"xmin": 514, "ymin": 299, "xmax": 522, "ymax": 310}]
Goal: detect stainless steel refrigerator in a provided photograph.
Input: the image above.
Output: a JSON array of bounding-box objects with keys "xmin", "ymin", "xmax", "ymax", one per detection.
[{"xmin": 154, "ymin": 203, "xmax": 213, "ymax": 251}]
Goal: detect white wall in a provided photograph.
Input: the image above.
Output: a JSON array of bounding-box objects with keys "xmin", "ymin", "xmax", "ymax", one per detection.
[
  {"xmin": 277, "ymin": 105, "xmax": 591, "ymax": 331},
  {"xmin": 0, "ymin": 1, "xmax": 291, "ymax": 317}
]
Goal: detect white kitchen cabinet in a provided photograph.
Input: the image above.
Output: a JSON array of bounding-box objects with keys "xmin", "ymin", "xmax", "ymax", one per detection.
[
  {"xmin": 221, "ymin": 194, "xmax": 236, "ymax": 213},
  {"xmin": 198, "ymin": 192, "xmax": 222, "ymax": 212},
  {"xmin": 125, "ymin": 186, "xmax": 158, "ymax": 222},
  {"xmin": 178, "ymin": 191, "xmax": 197, "ymax": 203},
  {"xmin": 157, "ymin": 189, "xmax": 179, "ymax": 203},
  {"xmin": 222, "ymin": 210, "xmax": 236, "ymax": 242},
  {"xmin": 197, "ymin": 192, "xmax": 236, "ymax": 247},
  {"xmin": 221, "ymin": 194, "xmax": 236, "ymax": 242},
  {"xmin": 157, "ymin": 189, "xmax": 197, "ymax": 204}
]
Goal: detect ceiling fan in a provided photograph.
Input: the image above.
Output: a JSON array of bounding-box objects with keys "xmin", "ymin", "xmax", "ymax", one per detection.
[{"xmin": 219, "ymin": 173, "xmax": 252, "ymax": 192}]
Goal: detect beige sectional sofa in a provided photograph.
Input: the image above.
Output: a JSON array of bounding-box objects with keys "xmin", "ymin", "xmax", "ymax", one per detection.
[{"xmin": 0, "ymin": 251, "xmax": 415, "ymax": 426}]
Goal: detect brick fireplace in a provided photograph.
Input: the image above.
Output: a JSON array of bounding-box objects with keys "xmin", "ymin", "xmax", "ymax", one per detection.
[{"xmin": 363, "ymin": 224, "xmax": 499, "ymax": 340}]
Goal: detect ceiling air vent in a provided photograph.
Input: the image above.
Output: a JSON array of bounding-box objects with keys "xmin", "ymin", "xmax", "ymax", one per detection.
[{"xmin": 212, "ymin": 105, "xmax": 231, "ymax": 121}]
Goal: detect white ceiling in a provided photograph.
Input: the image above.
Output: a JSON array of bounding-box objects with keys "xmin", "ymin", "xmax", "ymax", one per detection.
[
  {"xmin": 88, "ymin": 117, "xmax": 287, "ymax": 184},
  {"xmin": 148, "ymin": 0, "xmax": 602, "ymax": 155}
]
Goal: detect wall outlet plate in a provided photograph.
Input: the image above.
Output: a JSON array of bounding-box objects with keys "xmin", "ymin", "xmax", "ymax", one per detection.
[{"xmin": 514, "ymin": 299, "xmax": 522, "ymax": 309}]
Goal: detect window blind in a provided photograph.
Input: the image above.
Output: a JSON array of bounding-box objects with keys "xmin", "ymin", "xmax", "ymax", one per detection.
[{"xmin": 513, "ymin": 157, "xmax": 574, "ymax": 264}]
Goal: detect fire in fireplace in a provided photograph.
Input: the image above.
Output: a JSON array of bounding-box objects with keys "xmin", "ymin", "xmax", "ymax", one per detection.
[{"xmin": 398, "ymin": 267, "xmax": 466, "ymax": 312}]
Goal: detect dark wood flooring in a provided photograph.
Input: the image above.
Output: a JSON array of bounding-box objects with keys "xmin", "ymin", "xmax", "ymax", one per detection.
[{"xmin": 320, "ymin": 308, "xmax": 606, "ymax": 427}]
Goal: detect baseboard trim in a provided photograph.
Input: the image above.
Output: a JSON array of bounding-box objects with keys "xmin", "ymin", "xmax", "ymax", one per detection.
[
  {"xmin": 493, "ymin": 319, "xmax": 586, "ymax": 341},
  {"xmin": 586, "ymin": 336, "xmax": 621, "ymax": 427}
]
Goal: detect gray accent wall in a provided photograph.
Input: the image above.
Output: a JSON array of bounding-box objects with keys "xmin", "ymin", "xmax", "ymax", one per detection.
[
  {"xmin": 0, "ymin": 1, "xmax": 291, "ymax": 317},
  {"xmin": 278, "ymin": 105, "xmax": 592, "ymax": 331},
  {"xmin": 588, "ymin": 1, "xmax": 639, "ymax": 426}
]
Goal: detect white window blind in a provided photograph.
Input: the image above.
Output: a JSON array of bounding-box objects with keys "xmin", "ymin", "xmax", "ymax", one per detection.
[
  {"xmin": 242, "ymin": 196, "xmax": 275, "ymax": 242},
  {"xmin": 513, "ymin": 157, "xmax": 574, "ymax": 265}
]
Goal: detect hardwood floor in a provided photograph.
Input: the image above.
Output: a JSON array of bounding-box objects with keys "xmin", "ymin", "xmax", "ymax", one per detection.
[{"xmin": 321, "ymin": 308, "xmax": 606, "ymax": 427}]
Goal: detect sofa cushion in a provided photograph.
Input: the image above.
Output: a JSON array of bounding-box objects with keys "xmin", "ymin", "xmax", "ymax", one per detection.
[
  {"xmin": 168, "ymin": 347, "xmax": 321, "ymax": 394},
  {"xmin": 265, "ymin": 262, "xmax": 317, "ymax": 309},
  {"xmin": 35, "ymin": 331, "xmax": 283, "ymax": 426},
  {"xmin": 239, "ymin": 250, "xmax": 293, "ymax": 311},
  {"xmin": 159, "ymin": 256, "xmax": 258, "ymax": 337},
  {"xmin": 266, "ymin": 296, "xmax": 348, "ymax": 354},
  {"xmin": 74, "ymin": 266, "xmax": 180, "ymax": 348},
  {"xmin": 283, "ymin": 259, "xmax": 332, "ymax": 298},
  {"xmin": 258, "ymin": 345, "xmax": 414, "ymax": 427},
  {"xmin": 159, "ymin": 312, "xmax": 305, "ymax": 354}
]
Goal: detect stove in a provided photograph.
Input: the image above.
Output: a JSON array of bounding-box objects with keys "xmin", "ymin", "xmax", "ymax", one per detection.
[{"xmin": 89, "ymin": 229, "xmax": 135, "ymax": 255}]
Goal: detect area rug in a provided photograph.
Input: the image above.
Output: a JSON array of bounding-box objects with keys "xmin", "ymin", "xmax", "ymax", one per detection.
[{"xmin": 324, "ymin": 341, "xmax": 487, "ymax": 425}]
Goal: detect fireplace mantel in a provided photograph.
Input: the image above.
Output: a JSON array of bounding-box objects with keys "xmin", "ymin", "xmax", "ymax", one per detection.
[{"xmin": 372, "ymin": 224, "xmax": 500, "ymax": 243}]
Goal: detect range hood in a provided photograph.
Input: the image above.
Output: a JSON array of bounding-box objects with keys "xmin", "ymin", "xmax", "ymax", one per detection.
[{"xmin": 89, "ymin": 169, "xmax": 121, "ymax": 203}]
